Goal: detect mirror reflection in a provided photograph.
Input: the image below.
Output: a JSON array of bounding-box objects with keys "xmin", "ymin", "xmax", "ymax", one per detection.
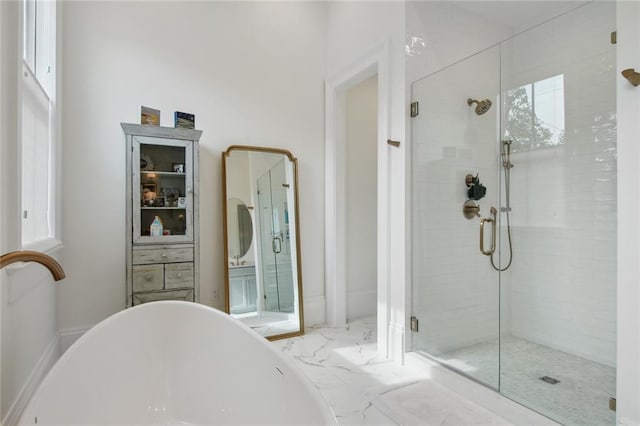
[
  {"xmin": 223, "ymin": 146, "xmax": 303, "ymax": 340},
  {"xmin": 227, "ymin": 198, "xmax": 253, "ymax": 263}
]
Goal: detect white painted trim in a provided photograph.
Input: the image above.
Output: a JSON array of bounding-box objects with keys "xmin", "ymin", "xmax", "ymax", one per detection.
[
  {"xmin": 302, "ymin": 295, "xmax": 326, "ymax": 327},
  {"xmin": 404, "ymin": 352, "xmax": 559, "ymax": 425},
  {"xmin": 616, "ymin": 1, "xmax": 640, "ymax": 423},
  {"xmin": 325, "ymin": 40, "xmax": 391, "ymax": 360},
  {"xmin": 388, "ymin": 321, "xmax": 405, "ymax": 364},
  {"xmin": 2, "ymin": 336, "xmax": 59, "ymax": 426}
]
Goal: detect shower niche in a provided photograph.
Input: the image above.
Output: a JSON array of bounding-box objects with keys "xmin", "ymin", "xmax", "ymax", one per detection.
[{"xmin": 409, "ymin": 2, "xmax": 617, "ymax": 425}]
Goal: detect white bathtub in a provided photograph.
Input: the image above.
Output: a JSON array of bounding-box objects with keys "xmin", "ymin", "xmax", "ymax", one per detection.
[{"xmin": 19, "ymin": 301, "xmax": 336, "ymax": 425}]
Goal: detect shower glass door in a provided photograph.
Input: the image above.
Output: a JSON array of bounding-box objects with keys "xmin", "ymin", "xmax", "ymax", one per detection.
[
  {"xmin": 257, "ymin": 160, "xmax": 295, "ymax": 314},
  {"xmin": 498, "ymin": 3, "xmax": 617, "ymax": 425},
  {"xmin": 410, "ymin": 45, "xmax": 502, "ymax": 389},
  {"xmin": 410, "ymin": 2, "xmax": 617, "ymax": 425}
]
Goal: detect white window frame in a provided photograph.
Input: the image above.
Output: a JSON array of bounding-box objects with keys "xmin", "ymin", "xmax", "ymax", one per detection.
[{"xmin": 19, "ymin": 0, "xmax": 61, "ymax": 254}]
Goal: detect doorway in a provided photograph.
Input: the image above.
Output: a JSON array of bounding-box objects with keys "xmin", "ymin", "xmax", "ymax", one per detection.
[
  {"xmin": 345, "ymin": 76, "xmax": 378, "ymax": 322},
  {"xmin": 325, "ymin": 41, "xmax": 391, "ymax": 358}
]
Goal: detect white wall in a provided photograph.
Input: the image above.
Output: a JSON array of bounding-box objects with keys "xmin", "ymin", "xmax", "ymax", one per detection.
[
  {"xmin": 1, "ymin": 2, "xmax": 62, "ymax": 424},
  {"xmin": 345, "ymin": 76, "xmax": 377, "ymax": 321},
  {"xmin": 405, "ymin": 2, "xmax": 514, "ymax": 84},
  {"xmin": 326, "ymin": 1, "xmax": 406, "ymax": 360},
  {"xmin": 58, "ymin": 1, "xmax": 327, "ymax": 337},
  {"xmin": 616, "ymin": 0, "xmax": 640, "ymax": 423}
]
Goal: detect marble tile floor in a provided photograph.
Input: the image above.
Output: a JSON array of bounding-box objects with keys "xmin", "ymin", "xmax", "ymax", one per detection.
[
  {"xmin": 271, "ymin": 317, "xmax": 512, "ymax": 425},
  {"xmin": 439, "ymin": 337, "xmax": 616, "ymax": 426}
]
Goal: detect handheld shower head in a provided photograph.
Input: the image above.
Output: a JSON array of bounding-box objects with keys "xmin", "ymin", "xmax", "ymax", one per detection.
[{"xmin": 467, "ymin": 98, "xmax": 492, "ymax": 115}]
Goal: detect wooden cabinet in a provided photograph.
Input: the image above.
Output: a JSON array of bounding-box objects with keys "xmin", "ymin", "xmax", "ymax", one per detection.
[{"xmin": 122, "ymin": 123, "xmax": 202, "ymax": 307}]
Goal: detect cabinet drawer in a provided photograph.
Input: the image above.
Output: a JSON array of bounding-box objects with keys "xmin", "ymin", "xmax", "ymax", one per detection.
[
  {"xmin": 132, "ymin": 289, "xmax": 194, "ymax": 306},
  {"xmin": 132, "ymin": 265, "xmax": 164, "ymax": 292},
  {"xmin": 132, "ymin": 248, "xmax": 193, "ymax": 265},
  {"xmin": 165, "ymin": 262, "xmax": 194, "ymax": 289}
]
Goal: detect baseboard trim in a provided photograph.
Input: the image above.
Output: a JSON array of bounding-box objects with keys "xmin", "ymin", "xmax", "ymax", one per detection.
[
  {"xmin": 58, "ymin": 325, "xmax": 93, "ymax": 354},
  {"xmin": 303, "ymin": 295, "xmax": 326, "ymax": 327},
  {"xmin": 388, "ymin": 321, "xmax": 405, "ymax": 363},
  {"xmin": 619, "ymin": 417, "xmax": 640, "ymax": 426},
  {"xmin": 2, "ymin": 336, "xmax": 59, "ymax": 426}
]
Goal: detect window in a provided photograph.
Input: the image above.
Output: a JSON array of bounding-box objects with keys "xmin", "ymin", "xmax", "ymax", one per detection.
[
  {"xmin": 504, "ymin": 74, "xmax": 565, "ymax": 152},
  {"xmin": 21, "ymin": 0, "xmax": 56, "ymax": 248}
]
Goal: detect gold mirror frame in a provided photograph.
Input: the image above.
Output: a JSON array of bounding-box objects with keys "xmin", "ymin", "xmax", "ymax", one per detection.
[{"xmin": 222, "ymin": 145, "xmax": 304, "ymax": 341}]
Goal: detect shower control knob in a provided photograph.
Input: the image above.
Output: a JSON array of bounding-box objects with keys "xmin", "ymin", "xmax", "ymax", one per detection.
[
  {"xmin": 465, "ymin": 174, "xmax": 475, "ymax": 187},
  {"xmin": 463, "ymin": 200, "xmax": 481, "ymax": 219}
]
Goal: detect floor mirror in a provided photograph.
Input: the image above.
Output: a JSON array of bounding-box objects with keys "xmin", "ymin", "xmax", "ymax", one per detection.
[{"xmin": 222, "ymin": 145, "xmax": 304, "ymax": 340}]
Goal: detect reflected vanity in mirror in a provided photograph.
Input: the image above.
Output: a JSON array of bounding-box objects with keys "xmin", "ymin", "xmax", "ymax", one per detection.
[{"xmin": 222, "ymin": 146, "xmax": 304, "ymax": 340}]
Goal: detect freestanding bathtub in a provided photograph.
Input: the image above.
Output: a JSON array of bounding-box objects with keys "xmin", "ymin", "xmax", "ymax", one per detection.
[{"xmin": 19, "ymin": 301, "xmax": 336, "ymax": 425}]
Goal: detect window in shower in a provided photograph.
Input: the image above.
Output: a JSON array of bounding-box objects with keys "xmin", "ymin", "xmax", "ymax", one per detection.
[{"xmin": 504, "ymin": 74, "xmax": 565, "ymax": 152}]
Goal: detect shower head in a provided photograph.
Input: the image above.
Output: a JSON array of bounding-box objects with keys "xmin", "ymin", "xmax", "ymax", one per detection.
[{"xmin": 467, "ymin": 98, "xmax": 492, "ymax": 115}]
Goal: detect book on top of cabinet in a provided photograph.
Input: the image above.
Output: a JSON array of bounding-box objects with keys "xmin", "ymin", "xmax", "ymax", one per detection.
[{"xmin": 174, "ymin": 111, "xmax": 195, "ymax": 129}]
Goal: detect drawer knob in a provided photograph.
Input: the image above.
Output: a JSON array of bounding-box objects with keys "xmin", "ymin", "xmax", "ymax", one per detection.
[
  {"xmin": 177, "ymin": 272, "xmax": 183, "ymax": 278},
  {"xmin": 144, "ymin": 275, "xmax": 152, "ymax": 281},
  {"xmin": 161, "ymin": 253, "xmax": 168, "ymax": 258}
]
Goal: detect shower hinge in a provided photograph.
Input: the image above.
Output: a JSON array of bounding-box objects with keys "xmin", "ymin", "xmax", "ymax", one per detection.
[
  {"xmin": 410, "ymin": 102, "xmax": 419, "ymax": 117},
  {"xmin": 609, "ymin": 397, "xmax": 616, "ymax": 412},
  {"xmin": 410, "ymin": 316, "xmax": 419, "ymax": 332}
]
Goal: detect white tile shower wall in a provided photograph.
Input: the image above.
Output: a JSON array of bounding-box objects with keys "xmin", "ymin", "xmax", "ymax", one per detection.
[
  {"xmin": 502, "ymin": 2, "xmax": 616, "ymax": 367},
  {"xmin": 411, "ymin": 46, "xmax": 503, "ymax": 357}
]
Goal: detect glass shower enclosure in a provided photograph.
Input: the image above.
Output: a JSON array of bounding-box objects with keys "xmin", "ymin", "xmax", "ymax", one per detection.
[
  {"xmin": 410, "ymin": 3, "xmax": 617, "ymax": 425},
  {"xmin": 257, "ymin": 159, "xmax": 295, "ymax": 314}
]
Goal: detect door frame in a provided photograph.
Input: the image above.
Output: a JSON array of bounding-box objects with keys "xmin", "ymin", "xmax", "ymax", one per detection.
[{"xmin": 325, "ymin": 41, "xmax": 391, "ymax": 358}]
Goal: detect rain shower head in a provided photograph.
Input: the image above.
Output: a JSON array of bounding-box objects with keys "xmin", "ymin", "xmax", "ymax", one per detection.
[{"xmin": 467, "ymin": 98, "xmax": 492, "ymax": 115}]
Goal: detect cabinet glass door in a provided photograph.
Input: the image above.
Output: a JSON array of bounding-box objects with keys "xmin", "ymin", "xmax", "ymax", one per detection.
[{"xmin": 132, "ymin": 136, "xmax": 193, "ymax": 243}]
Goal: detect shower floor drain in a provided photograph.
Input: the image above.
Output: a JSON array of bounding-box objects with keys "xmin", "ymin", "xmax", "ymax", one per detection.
[{"xmin": 540, "ymin": 376, "xmax": 560, "ymax": 385}]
